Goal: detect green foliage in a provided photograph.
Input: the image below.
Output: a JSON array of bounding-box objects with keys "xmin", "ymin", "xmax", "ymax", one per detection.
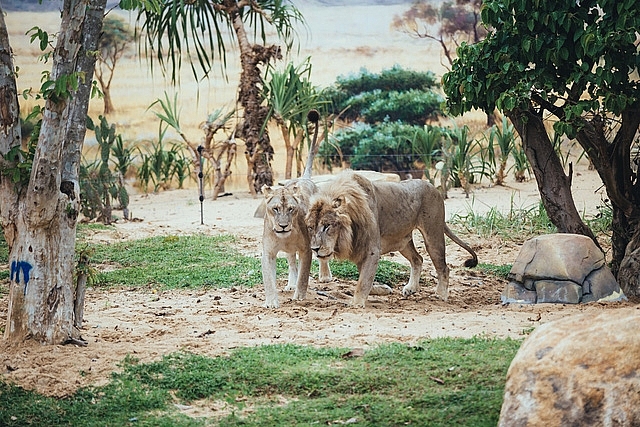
[
  {"xmin": 136, "ymin": 137, "xmax": 191, "ymax": 193},
  {"xmin": 80, "ymin": 116, "xmax": 130, "ymax": 223},
  {"xmin": 449, "ymin": 200, "xmax": 556, "ymax": 241},
  {"xmin": 319, "ymin": 121, "xmax": 426, "ymax": 176},
  {"xmin": 443, "ymin": 0, "xmax": 640, "ymax": 135},
  {"xmin": 361, "ymin": 89, "xmax": 444, "ymax": 125},
  {"xmin": 128, "ymin": 0, "xmax": 305, "ymax": 83},
  {"xmin": 325, "ymin": 66, "xmax": 443, "ymax": 124},
  {"xmin": 487, "ymin": 116, "xmax": 517, "ymax": 185},
  {"xmin": 510, "ymin": 143, "xmax": 530, "ymax": 182},
  {"xmin": 335, "ymin": 65, "xmax": 438, "ymax": 96},
  {"xmin": 0, "ymin": 338, "xmax": 521, "ymax": 426},
  {"xmin": 412, "ymin": 125, "xmax": 445, "ymax": 183},
  {"xmin": 324, "ymin": 259, "xmax": 410, "ymax": 287},
  {"xmin": 263, "ymin": 58, "xmax": 328, "ymax": 132}
]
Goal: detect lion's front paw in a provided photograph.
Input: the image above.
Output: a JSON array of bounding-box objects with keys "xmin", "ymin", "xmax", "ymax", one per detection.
[
  {"xmin": 435, "ymin": 284, "xmax": 449, "ymax": 302},
  {"xmin": 263, "ymin": 297, "xmax": 280, "ymax": 308},
  {"xmin": 402, "ymin": 284, "xmax": 418, "ymax": 297},
  {"xmin": 292, "ymin": 290, "xmax": 307, "ymax": 301}
]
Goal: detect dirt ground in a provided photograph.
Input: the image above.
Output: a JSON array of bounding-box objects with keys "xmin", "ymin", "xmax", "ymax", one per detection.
[
  {"xmin": 0, "ymin": 1, "xmax": 635, "ymax": 400},
  {"xmin": 1, "ymin": 163, "xmax": 633, "ymax": 398}
]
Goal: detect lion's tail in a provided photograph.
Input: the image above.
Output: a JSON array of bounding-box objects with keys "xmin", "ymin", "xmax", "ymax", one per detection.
[{"xmin": 444, "ymin": 224, "xmax": 478, "ymax": 268}]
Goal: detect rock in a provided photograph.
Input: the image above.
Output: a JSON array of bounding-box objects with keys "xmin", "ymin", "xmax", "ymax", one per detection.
[
  {"xmin": 502, "ymin": 234, "xmax": 626, "ymax": 304},
  {"xmin": 498, "ymin": 307, "xmax": 640, "ymax": 427}
]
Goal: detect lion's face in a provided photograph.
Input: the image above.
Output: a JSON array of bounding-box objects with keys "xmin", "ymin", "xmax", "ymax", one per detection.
[
  {"xmin": 306, "ymin": 196, "xmax": 352, "ymax": 259},
  {"xmin": 263, "ymin": 185, "xmax": 303, "ymax": 235}
]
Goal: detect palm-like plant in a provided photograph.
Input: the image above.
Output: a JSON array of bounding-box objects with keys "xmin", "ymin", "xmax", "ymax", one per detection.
[
  {"xmin": 128, "ymin": 0, "xmax": 306, "ymax": 194},
  {"xmin": 488, "ymin": 116, "xmax": 516, "ymax": 186},
  {"xmin": 263, "ymin": 58, "xmax": 327, "ymax": 179}
]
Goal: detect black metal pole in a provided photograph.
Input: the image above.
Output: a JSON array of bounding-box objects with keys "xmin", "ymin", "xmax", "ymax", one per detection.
[{"xmin": 197, "ymin": 145, "xmax": 204, "ymax": 225}]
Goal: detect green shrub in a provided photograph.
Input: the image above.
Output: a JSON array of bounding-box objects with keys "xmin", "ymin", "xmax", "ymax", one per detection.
[
  {"xmin": 320, "ymin": 121, "xmax": 439, "ymax": 176},
  {"xmin": 325, "ymin": 66, "xmax": 443, "ymax": 123}
]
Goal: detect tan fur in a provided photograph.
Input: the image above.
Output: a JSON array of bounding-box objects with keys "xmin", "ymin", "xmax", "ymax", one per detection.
[
  {"xmin": 306, "ymin": 171, "xmax": 478, "ymax": 307},
  {"xmin": 260, "ymin": 113, "xmax": 331, "ymax": 308}
]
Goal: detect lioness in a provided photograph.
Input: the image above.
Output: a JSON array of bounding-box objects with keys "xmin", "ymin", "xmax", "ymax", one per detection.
[
  {"xmin": 260, "ymin": 110, "xmax": 331, "ymax": 308},
  {"xmin": 306, "ymin": 171, "xmax": 478, "ymax": 307},
  {"xmin": 261, "ymin": 181, "xmax": 332, "ymax": 308}
]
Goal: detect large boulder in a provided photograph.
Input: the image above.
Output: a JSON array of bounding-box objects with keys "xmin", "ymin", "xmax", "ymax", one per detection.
[
  {"xmin": 499, "ymin": 308, "xmax": 640, "ymax": 426},
  {"xmin": 502, "ymin": 234, "xmax": 626, "ymax": 304}
]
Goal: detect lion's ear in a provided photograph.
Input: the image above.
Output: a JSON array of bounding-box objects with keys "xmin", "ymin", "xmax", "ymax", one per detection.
[
  {"xmin": 332, "ymin": 195, "xmax": 345, "ymax": 209},
  {"xmin": 262, "ymin": 185, "xmax": 274, "ymax": 198}
]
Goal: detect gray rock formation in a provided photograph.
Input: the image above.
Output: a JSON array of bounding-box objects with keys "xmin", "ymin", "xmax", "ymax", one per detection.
[{"xmin": 502, "ymin": 234, "xmax": 626, "ymax": 304}]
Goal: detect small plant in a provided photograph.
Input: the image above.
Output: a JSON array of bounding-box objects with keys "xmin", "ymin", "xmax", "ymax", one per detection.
[
  {"xmin": 441, "ymin": 123, "xmax": 490, "ymax": 197},
  {"xmin": 489, "ymin": 116, "xmax": 517, "ymax": 186},
  {"xmin": 412, "ymin": 125, "xmax": 444, "ymax": 184},
  {"xmin": 136, "ymin": 136, "xmax": 191, "ymax": 193},
  {"xmin": 511, "ymin": 143, "xmax": 530, "ymax": 182},
  {"xmin": 80, "ymin": 116, "xmax": 130, "ymax": 223}
]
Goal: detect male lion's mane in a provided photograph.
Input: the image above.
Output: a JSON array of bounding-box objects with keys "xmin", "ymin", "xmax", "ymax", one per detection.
[{"xmin": 306, "ymin": 175, "xmax": 377, "ymax": 262}]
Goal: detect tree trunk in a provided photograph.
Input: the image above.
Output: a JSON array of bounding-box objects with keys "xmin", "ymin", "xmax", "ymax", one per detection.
[
  {"xmin": 0, "ymin": 7, "xmax": 22, "ymax": 249},
  {"xmin": 102, "ymin": 86, "xmax": 114, "ymax": 115},
  {"xmin": 507, "ymin": 109, "xmax": 600, "ymax": 247},
  {"xmin": 228, "ymin": 7, "xmax": 280, "ymax": 194},
  {"xmin": 280, "ymin": 122, "xmax": 294, "ymax": 180},
  {"xmin": 3, "ymin": 0, "xmax": 107, "ymax": 344}
]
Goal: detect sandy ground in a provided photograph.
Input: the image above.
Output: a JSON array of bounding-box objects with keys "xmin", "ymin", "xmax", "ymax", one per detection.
[
  {"xmin": 0, "ymin": 1, "xmax": 634, "ymax": 400},
  {"xmin": 1, "ymin": 163, "xmax": 632, "ymax": 398}
]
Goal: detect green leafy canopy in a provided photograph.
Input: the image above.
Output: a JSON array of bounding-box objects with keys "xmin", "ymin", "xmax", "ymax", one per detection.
[{"xmin": 443, "ymin": 0, "xmax": 640, "ymax": 137}]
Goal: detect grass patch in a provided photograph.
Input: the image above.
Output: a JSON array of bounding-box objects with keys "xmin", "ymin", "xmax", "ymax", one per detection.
[
  {"xmin": 450, "ymin": 200, "xmax": 556, "ymax": 241},
  {"xmin": 0, "ymin": 338, "xmax": 521, "ymax": 426},
  {"xmin": 476, "ymin": 263, "xmax": 511, "ymax": 280},
  {"xmin": 88, "ymin": 234, "xmax": 413, "ymax": 290},
  {"xmin": 320, "ymin": 259, "xmax": 410, "ymax": 287},
  {"xmin": 91, "ymin": 234, "xmax": 263, "ymax": 289}
]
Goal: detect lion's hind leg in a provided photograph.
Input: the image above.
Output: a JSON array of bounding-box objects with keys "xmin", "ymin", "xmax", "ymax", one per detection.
[
  {"xmin": 418, "ymin": 228, "xmax": 450, "ymax": 301},
  {"xmin": 398, "ymin": 239, "xmax": 424, "ymax": 297}
]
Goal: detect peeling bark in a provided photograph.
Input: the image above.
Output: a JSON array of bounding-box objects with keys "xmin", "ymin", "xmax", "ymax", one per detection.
[{"xmin": 2, "ymin": 0, "xmax": 107, "ymax": 344}]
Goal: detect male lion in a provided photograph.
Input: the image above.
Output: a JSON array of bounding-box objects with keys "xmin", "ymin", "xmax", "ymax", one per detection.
[
  {"xmin": 305, "ymin": 171, "xmax": 478, "ymax": 307},
  {"xmin": 260, "ymin": 110, "xmax": 331, "ymax": 308}
]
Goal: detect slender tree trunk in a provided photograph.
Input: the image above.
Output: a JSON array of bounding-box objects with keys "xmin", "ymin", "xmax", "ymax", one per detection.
[
  {"xmin": 228, "ymin": 7, "xmax": 280, "ymax": 194},
  {"xmin": 279, "ymin": 122, "xmax": 294, "ymax": 179},
  {"xmin": 507, "ymin": 109, "xmax": 599, "ymax": 247},
  {"xmin": 571, "ymin": 108, "xmax": 640, "ymax": 296},
  {"xmin": 3, "ymin": 0, "xmax": 107, "ymax": 344}
]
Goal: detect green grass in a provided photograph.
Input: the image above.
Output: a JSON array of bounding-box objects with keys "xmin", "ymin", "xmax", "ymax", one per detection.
[
  {"xmin": 0, "ymin": 338, "xmax": 521, "ymax": 426},
  {"xmin": 91, "ymin": 234, "xmax": 263, "ymax": 289},
  {"xmin": 88, "ymin": 234, "xmax": 414, "ymax": 290},
  {"xmin": 450, "ymin": 200, "xmax": 556, "ymax": 241}
]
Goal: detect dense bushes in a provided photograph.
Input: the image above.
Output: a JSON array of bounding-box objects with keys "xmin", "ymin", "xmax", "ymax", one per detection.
[
  {"xmin": 320, "ymin": 66, "xmax": 530, "ymax": 193},
  {"xmin": 324, "ymin": 66, "xmax": 443, "ymax": 123}
]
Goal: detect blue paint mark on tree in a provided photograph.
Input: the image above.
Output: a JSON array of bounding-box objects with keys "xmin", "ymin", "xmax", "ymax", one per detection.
[{"xmin": 10, "ymin": 260, "xmax": 33, "ymax": 295}]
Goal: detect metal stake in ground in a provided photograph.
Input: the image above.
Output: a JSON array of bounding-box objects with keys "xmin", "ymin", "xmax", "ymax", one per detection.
[{"xmin": 197, "ymin": 145, "xmax": 204, "ymax": 225}]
